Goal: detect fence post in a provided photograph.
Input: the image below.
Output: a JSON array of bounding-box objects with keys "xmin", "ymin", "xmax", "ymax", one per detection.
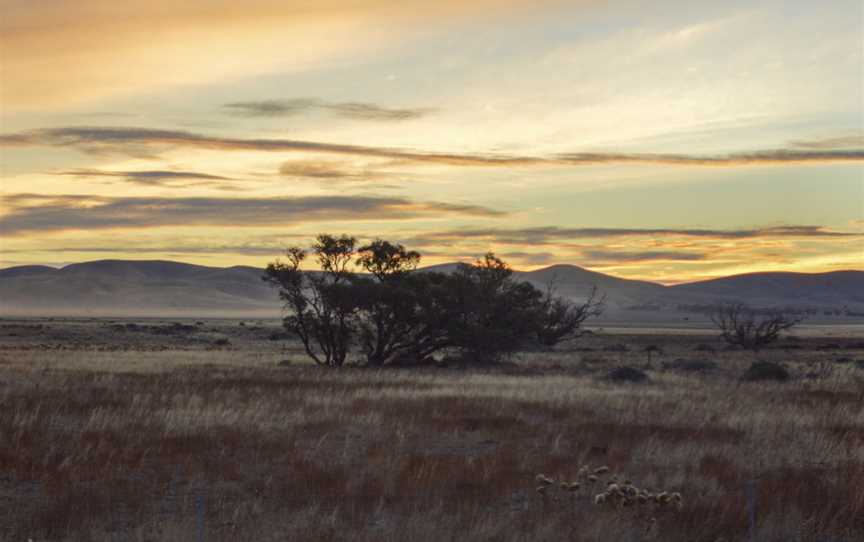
[
  {"xmin": 195, "ymin": 489, "xmax": 206, "ymax": 542},
  {"xmin": 746, "ymin": 479, "xmax": 757, "ymax": 540}
]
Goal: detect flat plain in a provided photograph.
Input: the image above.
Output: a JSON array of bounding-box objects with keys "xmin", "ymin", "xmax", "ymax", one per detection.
[{"xmin": 1, "ymin": 319, "xmax": 863, "ymax": 541}]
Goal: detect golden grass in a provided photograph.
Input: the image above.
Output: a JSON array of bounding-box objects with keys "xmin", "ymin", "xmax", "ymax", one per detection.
[{"xmin": 0, "ymin": 320, "xmax": 862, "ymax": 540}]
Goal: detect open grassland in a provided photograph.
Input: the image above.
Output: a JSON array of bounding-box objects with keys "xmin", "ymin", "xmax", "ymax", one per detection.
[{"xmin": 1, "ymin": 319, "xmax": 863, "ymax": 541}]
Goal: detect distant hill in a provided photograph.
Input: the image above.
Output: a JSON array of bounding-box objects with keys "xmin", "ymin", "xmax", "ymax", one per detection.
[
  {"xmin": 0, "ymin": 260, "xmax": 279, "ymax": 317},
  {"xmin": 517, "ymin": 264, "xmax": 665, "ymax": 308},
  {"xmin": 663, "ymin": 270, "xmax": 864, "ymax": 308},
  {"xmin": 0, "ymin": 259, "xmax": 861, "ymax": 318}
]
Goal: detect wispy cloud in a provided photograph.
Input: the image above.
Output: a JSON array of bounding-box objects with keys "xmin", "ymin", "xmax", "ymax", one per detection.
[
  {"xmin": 0, "ymin": 194, "xmax": 505, "ymax": 235},
  {"xmin": 224, "ymin": 98, "xmax": 433, "ymax": 121},
  {"xmin": 56, "ymin": 169, "xmax": 234, "ymax": 187},
  {"xmin": 788, "ymin": 135, "xmax": 864, "ymax": 149},
  {"xmin": 4, "ymin": 126, "xmax": 863, "ymax": 167},
  {"xmin": 278, "ymin": 160, "xmax": 372, "ymax": 179},
  {"xmin": 582, "ymin": 250, "xmax": 707, "ymax": 262},
  {"xmin": 414, "ymin": 225, "xmax": 862, "ymax": 245}
]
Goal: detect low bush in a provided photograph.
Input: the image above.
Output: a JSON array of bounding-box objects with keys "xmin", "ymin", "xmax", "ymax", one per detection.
[
  {"xmin": 741, "ymin": 361, "xmax": 790, "ymax": 382},
  {"xmin": 606, "ymin": 366, "xmax": 649, "ymax": 383},
  {"xmin": 662, "ymin": 358, "xmax": 718, "ymax": 373}
]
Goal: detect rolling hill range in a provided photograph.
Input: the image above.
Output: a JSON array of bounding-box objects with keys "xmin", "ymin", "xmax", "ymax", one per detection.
[{"xmin": 0, "ymin": 259, "xmax": 861, "ymax": 319}]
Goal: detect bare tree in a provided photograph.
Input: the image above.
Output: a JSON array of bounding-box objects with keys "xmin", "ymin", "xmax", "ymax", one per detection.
[
  {"xmin": 535, "ymin": 282, "xmax": 606, "ymax": 348},
  {"xmin": 710, "ymin": 303, "xmax": 802, "ymax": 353}
]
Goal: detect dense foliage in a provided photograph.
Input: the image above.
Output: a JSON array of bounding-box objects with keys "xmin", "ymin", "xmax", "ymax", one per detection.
[{"xmin": 264, "ymin": 234, "xmax": 605, "ymax": 367}]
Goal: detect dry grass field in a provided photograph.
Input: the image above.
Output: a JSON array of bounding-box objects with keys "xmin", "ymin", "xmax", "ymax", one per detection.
[{"xmin": 1, "ymin": 319, "xmax": 863, "ymax": 541}]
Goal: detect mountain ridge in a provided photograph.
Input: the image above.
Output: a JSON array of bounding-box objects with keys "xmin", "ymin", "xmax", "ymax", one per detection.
[{"xmin": 1, "ymin": 259, "xmax": 861, "ymax": 318}]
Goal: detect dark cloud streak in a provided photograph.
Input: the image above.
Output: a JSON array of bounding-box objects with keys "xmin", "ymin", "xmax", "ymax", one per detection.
[
  {"xmin": 3, "ymin": 126, "xmax": 862, "ymax": 167},
  {"xmin": 56, "ymin": 169, "xmax": 233, "ymax": 187},
  {"xmin": 0, "ymin": 194, "xmax": 505, "ymax": 235},
  {"xmin": 416, "ymin": 225, "xmax": 860, "ymax": 244},
  {"xmin": 582, "ymin": 250, "xmax": 706, "ymax": 262},
  {"xmin": 223, "ymin": 98, "xmax": 433, "ymax": 121}
]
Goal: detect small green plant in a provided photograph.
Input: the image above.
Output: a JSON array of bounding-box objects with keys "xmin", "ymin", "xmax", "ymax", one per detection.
[{"xmin": 533, "ymin": 466, "xmax": 683, "ymax": 530}]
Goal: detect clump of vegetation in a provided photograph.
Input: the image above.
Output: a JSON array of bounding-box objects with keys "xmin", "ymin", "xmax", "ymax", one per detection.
[
  {"xmin": 264, "ymin": 234, "xmax": 605, "ymax": 368},
  {"xmin": 662, "ymin": 358, "xmax": 718, "ymax": 373},
  {"xmin": 606, "ymin": 366, "xmax": 649, "ymax": 383},
  {"xmin": 741, "ymin": 361, "xmax": 790, "ymax": 382},
  {"xmin": 643, "ymin": 344, "xmax": 663, "ymax": 364},
  {"xmin": 212, "ymin": 337, "xmax": 231, "ymax": 347}
]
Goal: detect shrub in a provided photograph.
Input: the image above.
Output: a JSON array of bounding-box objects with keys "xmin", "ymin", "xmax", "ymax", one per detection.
[
  {"xmin": 606, "ymin": 366, "xmax": 649, "ymax": 383},
  {"xmin": 741, "ymin": 361, "xmax": 790, "ymax": 382},
  {"xmin": 710, "ymin": 303, "xmax": 802, "ymax": 353}
]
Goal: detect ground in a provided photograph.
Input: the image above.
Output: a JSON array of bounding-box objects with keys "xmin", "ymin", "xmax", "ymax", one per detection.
[{"xmin": 1, "ymin": 318, "xmax": 863, "ymax": 541}]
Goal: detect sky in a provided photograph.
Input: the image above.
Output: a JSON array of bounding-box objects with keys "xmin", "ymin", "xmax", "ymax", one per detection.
[{"xmin": 1, "ymin": 0, "xmax": 862, "ymax": 283}]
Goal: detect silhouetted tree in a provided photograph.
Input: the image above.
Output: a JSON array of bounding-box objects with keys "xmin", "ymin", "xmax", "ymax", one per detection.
[
  {"xmin": 263, "ymin": 234, "xmax": 359, "ymax": 367},
  {"xmin": 446, "ymin": 253, "xmax": 544, "ymax": 364},
  {"xmin": 265, "ymin": 236, "xmax": 598, "ymax": 368},
  {"xmin": 353, "ymin": 240, "xmax": 425, "ymax": 366},
  {"xmin": 710, "ymin": 303, "xmax": 802, "ymax": 353},
  {"xmin": 535, "ymin": 283, "xmax": 605, "ymax": 348}
]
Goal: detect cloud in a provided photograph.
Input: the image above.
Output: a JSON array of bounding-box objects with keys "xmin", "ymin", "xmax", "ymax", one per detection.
[
  {"xmin": 788, "ymin": 136, "xmax": 864, "ymax": 149},
  {"xmin": 0, "ymin": 126, "xmax": 540, "ymax": 165},
  {"xmin": 278, "ymin": 161, "xmax": 367, "ymax": 179},
  {"xmin": 4, "ymin": 126, "xmax": 863, "ymax": 167},
  {"xmin": 0, "ymin": 194, "xmax": 505, "ymax": 235},
  {"xmin": 1, "ymin": 245, "xmax": 282, "ymax": 257},
  {"xmin": 415, "ymin": 225, "xmax": 862, "ymax": 245},
  {"xmin": 553, "ymin": 149, "xmax": 864, "ymax": 166},
  {"xmin": 582, "ymin": 250, "xmax": 707, "ymax": 262},
  {"xmin": 224, "ymin": 98, "xmax": 433, "ymax": 121},
  {"xmin": 56, "ymin": 169, "xmax": 234, "ymax": 187},
  {"xmin": 497, "ymin": 251, "xmax": 558, "ymax": 265}
]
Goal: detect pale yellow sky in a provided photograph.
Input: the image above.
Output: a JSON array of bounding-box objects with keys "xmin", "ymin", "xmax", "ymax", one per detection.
[{"xmin": 1, "ymin": 0, "xmax": 862, "ymax": 282}]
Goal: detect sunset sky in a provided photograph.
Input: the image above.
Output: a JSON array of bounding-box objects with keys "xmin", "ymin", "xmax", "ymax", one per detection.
[{"xmin": 1, "ymin": 0, "xmax": 862, "ymax": 283}]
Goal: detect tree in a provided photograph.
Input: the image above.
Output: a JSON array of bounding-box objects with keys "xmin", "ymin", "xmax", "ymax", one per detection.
[
  {"xmin": 263, "ymin": 234, "xmax": 359, "ymax": 367},
  {"xmin": 264, "ymin": 237, "xmax": 596, "ymax": 368},
  {"xmin": 446, "ymin": 253, "xmax": 544, "ymax": 364},
  {"xmin": 710, "ymin": 303, "xmax": 802, "ymax": 353},
  {"xmin": 535, "ymin": 283, "xmax": 605, "ymax": 348},
  {"xmin": 353, "ymin": 240, "xmax": 424, "ymax": 366}
]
